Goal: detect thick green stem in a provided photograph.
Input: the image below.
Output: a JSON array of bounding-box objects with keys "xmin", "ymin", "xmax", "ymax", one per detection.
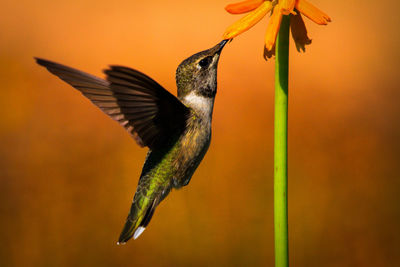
[{"xmin": 274, "ymin": 15, "xmax": 290, "ymax": 267}]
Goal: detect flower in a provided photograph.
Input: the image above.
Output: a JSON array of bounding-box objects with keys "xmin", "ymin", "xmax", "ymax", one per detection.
[{"xmin": 223, "ymin": 0, "xmax": 331, "ymax": 56}]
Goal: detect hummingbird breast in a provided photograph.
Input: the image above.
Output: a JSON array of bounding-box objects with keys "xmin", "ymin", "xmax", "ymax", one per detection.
[
  {"xmin": 138, "ymin": 105, "xmax": 212, "ymax": 192},
  {"xmin": 171, "ymin": 112, "xmax": 211, "ymax": 187},
  {"xmin": 168, "ymin": 91, "xmax": 216, "ymax": 187}
]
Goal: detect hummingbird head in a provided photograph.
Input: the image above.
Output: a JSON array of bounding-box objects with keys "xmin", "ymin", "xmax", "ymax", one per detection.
[{"xmin": 176, "ymin": 40, "xmax": 228, "ymax": 99}]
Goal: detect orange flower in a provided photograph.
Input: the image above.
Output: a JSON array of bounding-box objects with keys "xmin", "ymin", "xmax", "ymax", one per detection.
[{"xmin": 223, "ymin": 0, "xmax": 331, "ymax": 54}]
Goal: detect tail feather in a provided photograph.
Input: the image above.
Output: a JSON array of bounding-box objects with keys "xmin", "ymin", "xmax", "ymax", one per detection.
[
  {"xmin": 117, "ymin": 181, "xmax": 172, "ymax": 244},
  {"xmin": 140, "ymin": 203, "xmax": 156, "ymax": 228},
  {"xmin": 117, "ymin": 199, "xmax": 156, "ymax": 244}
]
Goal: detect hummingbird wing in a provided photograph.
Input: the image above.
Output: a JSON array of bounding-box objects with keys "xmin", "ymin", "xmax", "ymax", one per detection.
[{"xmin": 35, "ymin": 58, "xmax": 190, "ymax": 150}]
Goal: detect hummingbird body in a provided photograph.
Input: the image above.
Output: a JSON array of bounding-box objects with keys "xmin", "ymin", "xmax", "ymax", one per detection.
[
  {"xmin": 123, "ymin": 107, "xmax": 212, "ymax": 241},
  {"xmin": 35, "ymin": 40, "xmax": 227, "ymax": 243}
]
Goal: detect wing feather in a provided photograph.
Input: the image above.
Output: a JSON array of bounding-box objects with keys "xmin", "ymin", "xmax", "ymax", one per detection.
[{"xmin": 35, "ymin": 58, "xmax": 190, "ymax": 149}]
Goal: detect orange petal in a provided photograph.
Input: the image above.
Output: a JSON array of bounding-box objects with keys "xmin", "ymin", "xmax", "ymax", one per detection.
[
  {"xmin": 223, "ymin": 1, "xmax": 273, "ymax": 39},
  {"xmin": 263, "ymin": 44, "xmax": 275, "ymax": 60},
  {"xmin": 265, "ymin": 6, "xmax": 283, "ymax": 51},
  {"xmin": 296, "ymin": 0, "xmax": 331, "ymax": 25},
  {"xmin": 280, "ymin": 0, "xmax": 296, "ymax": 15},
  {"xmin": 290, "ymin": 13, "xmax": 312, "ymax": 52},
  {"xmin": 225, "ymin": 0, "xmax": 264, "ymax": 14}
]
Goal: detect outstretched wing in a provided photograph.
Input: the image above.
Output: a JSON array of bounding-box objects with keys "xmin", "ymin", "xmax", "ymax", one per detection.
[{"xmin": 35, "ymin": 58, "xmax": 190, "ymax": 149}]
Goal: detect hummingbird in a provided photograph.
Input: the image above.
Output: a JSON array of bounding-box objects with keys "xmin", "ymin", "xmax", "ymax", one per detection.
[{"xmin": 35, "ymin": 39, "xmax": 228, "ymax": 243}]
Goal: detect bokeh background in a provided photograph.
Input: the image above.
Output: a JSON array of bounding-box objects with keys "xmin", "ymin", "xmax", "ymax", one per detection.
[{"xmin": 1, "ymin": 0, "xmax": 400, "ymax": 266}]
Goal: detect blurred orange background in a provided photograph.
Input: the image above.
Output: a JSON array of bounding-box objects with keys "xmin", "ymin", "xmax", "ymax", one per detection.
[{"xmin": 1, "ymin": 0, "xmax": 400, "ymax": 266}]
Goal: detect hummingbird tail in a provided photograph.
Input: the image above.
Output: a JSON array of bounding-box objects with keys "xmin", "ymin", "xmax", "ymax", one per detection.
[
  {"xmin": 117, "ymin": 200, "xmax": 156, "ymax": 244},
  {"xmin": 117, "ymin": 181, "xmax": 171, "ymax": 244}
]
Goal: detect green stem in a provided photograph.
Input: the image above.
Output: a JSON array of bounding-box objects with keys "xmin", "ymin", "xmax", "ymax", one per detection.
[{"xmin": 274, "ymin": 15, "xmax": 290, "ymax": 267}]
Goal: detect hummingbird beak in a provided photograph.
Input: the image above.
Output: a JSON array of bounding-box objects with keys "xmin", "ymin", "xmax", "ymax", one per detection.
[{"xmin": 215, "ymin": 39, "xmax": 229, "ymax": 54}]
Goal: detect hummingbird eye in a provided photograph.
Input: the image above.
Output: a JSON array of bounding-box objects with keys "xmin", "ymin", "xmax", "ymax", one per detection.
[{"xmin": 198, "ymin": 56, "xmax": 212, "ymax": 68}]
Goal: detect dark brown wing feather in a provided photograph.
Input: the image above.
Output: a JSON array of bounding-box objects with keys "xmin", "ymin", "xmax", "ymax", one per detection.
[{"xmin": 35, "ymin": 58, "xmax": 189, "ymax": 149}]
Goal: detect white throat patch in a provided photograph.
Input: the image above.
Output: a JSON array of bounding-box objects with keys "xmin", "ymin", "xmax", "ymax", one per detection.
[{"xmin": 183, "ymin": 92, "xmax": 215, "ymax": 118}]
